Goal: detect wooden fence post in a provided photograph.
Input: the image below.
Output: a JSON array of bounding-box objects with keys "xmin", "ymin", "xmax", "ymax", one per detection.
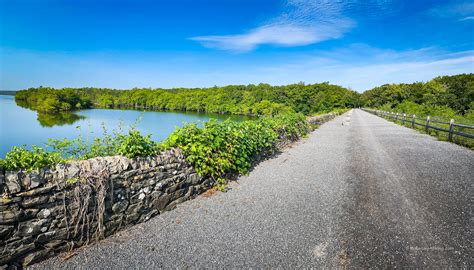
[
  {"xmin": 403, "ymin": 113, "xmax": 406, "ymax": 125},
  {"xmin": 412, "ymin": 114, "xmax": 416, "ymax": 128},
  {"xmin": 425, "ymin": 116, "xmax": 430, "ymax": 133},
  {"xmin": 448, "ymin": 119, "xmax": 455, "ymax": 142},
  {"xmin": 395, "ymin": 113, "xmax": 398, "ymax": 122}
]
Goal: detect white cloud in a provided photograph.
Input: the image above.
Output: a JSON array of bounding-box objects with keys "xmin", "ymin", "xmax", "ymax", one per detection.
[
  {"xmin": 192, "ymin": 22, "xmax": 351, "ymax": 52},
  {"xmin": 428, "ymin": 1, "xmax": 474, "ymax": 19},
  {"xmin": 191, "ymin": 0, "xmax": 356, "ymax": 52},
  {"xmin": 460, "ymin": 16, "xmax": 474, "ymax": 21},
  {"xmin": 251, "ymin": 47, "xmax": 474, "ymax": 91}
]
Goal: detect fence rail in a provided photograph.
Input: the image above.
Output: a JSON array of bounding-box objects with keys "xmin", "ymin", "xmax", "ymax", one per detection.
[{"xmin": 362, "ymin": 108, "xmax": 474, "ymax": 141}]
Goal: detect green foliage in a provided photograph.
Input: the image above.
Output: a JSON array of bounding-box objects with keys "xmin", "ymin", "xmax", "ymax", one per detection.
[
  {"xmin": 0, "ymin": 145, "xmax": 63, "ymax": 171},
  {"xmin": 15, "ymin": 83, "xmax": 359, "ymax": 115},
  {"xmin": 362, "ymin": 73, "xmax": 474, "ymax": 115},
  {"xmin": 115, "ymin": 129, "xmax": 158, "ymax": 158},
  {"xmin": 163, "ymin": 113, "xmax": 308, "ymax": 188},
  {"xmin": 0, "ymin": 124, "xmax": 160, "ymax": 171},
  {"xmin": 47, "ymin": 126, "xmax": 158, "ymax": 160},
  {"xmin": 15, "ymin": 86, "xmax": 91, "ymax": 113}
]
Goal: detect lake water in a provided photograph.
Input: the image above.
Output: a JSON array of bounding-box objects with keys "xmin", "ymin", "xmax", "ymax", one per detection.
[{"xmin": 0, "ymin": 95, "xmax": 252, "ymax": 158}]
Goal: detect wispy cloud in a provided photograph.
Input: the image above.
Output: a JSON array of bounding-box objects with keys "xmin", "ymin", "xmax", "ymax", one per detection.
[
  {"xmin": 460, "ymin": 16, "xmax": 474, "ymax": 21},
  {"xmin": 254, "ymin": 46, "xmax": 474, "ymax": 91},
  {"xmin": 428, "ymin": 1, "xmax": 474, "ymax": 19},
  {"xmin": 191, "ymin": 0, "xmax": 358, "ymax": 52}
]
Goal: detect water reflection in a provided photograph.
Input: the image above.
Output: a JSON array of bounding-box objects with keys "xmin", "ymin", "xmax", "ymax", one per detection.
[{"xmin": 37, "ymin": 112, "xmax": 86, "ymax": 127}]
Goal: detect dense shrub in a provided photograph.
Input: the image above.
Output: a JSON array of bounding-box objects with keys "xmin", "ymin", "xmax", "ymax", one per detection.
[
  {"xmin": 0, "ymin": 129, "xmax": 159, "ymax": 171},
  {"xmin": 115, "ymin": 130, "xmax": 158, "ymax": 158},
  {"xmin": 0, "ymin": 145, "xmax": 63, "ymax": 171},
  {"xmin": 163, "ymin": 113, "xmax": 309, "ymax": 189}
]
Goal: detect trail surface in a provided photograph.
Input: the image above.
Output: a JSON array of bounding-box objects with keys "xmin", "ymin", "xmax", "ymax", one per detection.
[{"xmin": 32, "ymin": 109, "xmax": 473, "ymax": 268}]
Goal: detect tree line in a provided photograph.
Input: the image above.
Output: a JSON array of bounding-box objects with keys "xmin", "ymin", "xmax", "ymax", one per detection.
[
  {"xmin": 361, "ymin": 73, "xmax": 473, "ymax": 115},
  {"xmin": 14, "ymin": 73, "xmax": 473, "ymax": 119},
  {"xmin": 15, "ymin": 82, "xmax": 361, "ymax": 116}
]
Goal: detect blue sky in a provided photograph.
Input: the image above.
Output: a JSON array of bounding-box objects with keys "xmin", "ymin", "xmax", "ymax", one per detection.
[{"xmin": 0, "ymin": 0, "xmax": 473, "ymax": 92}]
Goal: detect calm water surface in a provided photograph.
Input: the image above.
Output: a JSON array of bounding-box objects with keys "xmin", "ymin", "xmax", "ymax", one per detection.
[{"xmin": 0, "ymin": 95, "xmax": 252, "ymax": 158}]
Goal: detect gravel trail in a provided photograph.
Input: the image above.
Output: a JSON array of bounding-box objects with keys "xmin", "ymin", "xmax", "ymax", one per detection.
[{"xmin": 31, "ymin": 109, "xmax": 473, "ymax": 269}]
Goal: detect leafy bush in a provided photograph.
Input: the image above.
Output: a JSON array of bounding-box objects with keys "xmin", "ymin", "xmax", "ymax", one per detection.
[
  {"xmin": 0, "ymin": 145, "xmax": 63, "ymax": 171},
  {"xmin": 0, "ymin": 126, "xmax": 159, "ymax": 171},
  {"xmin": 115, "ymin": 129, "xmax": 158, "ymax": 158},
  {"xmin": 47, "ymin": 127, "xmax": 158, "ymax": 160},
  {"xmin": 163, "ymin": 113, "xmax": 308, "ymax": 190}
]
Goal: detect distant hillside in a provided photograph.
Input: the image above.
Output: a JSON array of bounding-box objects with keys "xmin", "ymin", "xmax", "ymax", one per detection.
[{"xmin": 0, "ymin": 90, "xmax": 17, "ymax": 96}]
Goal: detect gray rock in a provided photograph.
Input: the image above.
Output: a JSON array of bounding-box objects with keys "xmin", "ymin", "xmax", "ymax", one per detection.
[
  {"xmin": 29, "ymin": 170, "xmax": 45, "ymax": 189},
  {"xmin": 112, "ymin": 200, "xmax": 129, "ymax": 213},
  {"xmin": 90, "ymin": 158, "xmax": 103, "ymax": 174},
  {"xmin": 150, "ymin": 191, "xmax": 163, "ymax": 200},
  {"xmin": 55, "ymin": 217, "xmax": 68, "ymax": 228},
  {"xmin": 55, "ymin": 163, "xmax": 67, "ymax": 181},
  {"xmin": 153, "ymin": 193, "xmax": 172, "ymax": 210},
  {"xmin": 166, "ymin": 193, "xmax": 191, "ymax": 211},
  {"xmin": 21, "ymin": 170, "xmax": 44, "ymax": 189},
  {"xmin": 43, "ymin": 169, "xmax": 54, "ymax": 182},
  {"xmin": 0, "ymin": 225, "xmax": 14, "ymax": 238},
  {"xmin": 119, "ymin": 157, "xmax": 131, "ymax": 171},
  {"xmin": 0, "ymin": 172, "xmax": 4, "ymax": 193},
  {"xmin": 23, "ymin": 209, "xmax": 40, "ymax": 219},
  {"xmin": 0, "ymin": 196, "xmax": 22, "ymax": 208},
  {"xmin": 5, "ymin": 172, "xmax": 21, "ymax": 194},
  {"xmin": 43, "ymin": 239, "xmax": 64, "ymax": 250},
  {"xmin": 131, "ymin": 160, "xmax": 139, "ymax": 170},
  {"xmin": 37, "ymin": 209, "xmax": 51, "ymax": 219},
  {"xmin": 186, "ymin": 173, "xmax": 201, "ymax": 185},
  {"xmin": 17, "ymin": 185, "xmax": 55, "ymax": 197},
  {"xmin": 122, "ymin": 170, "xmax": 138, "ymax": 179},
  {"xmin": 0, "ymin": 207, "xmax": 23, "ymax": 224},
  {"xmin": 14, "ymin": 243, "xmax": 35, "ymax": 257},
  {"xmin": 126, "ymin": 202, "xmax": 144, "ymax": 215},
  {"xmin": 137, "ymin": 209, "xmax": 158, "ymax": 223},
  {"xmin": 16, "ymin": 219, "xmax": 48, "ymax": 237},
  {"xmin": 35, "ymin": 231, "xmax": 56, "ymax": 244},
  {"xmin": 65, "ymin": 163, "xmax": 80, "ymax": 179},
  {"xmin": 104, "ymin": 157, "xmax": 119, "ymax": 174},
  {"xmin": 21, "ymin": 249, "xmax": 49, "ymax": 266},
  {"xmin": 20, "ymin": 196, "xmax": 49, "ymax": 208}
]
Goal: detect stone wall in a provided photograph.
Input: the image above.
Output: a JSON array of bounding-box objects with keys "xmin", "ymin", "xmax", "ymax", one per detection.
[
  {"xmin": 307, "ymin": 111, "xmax": 343, "ymax": 126},
  {"xmin": 0, "ymin": 148, "xmax": 211, "ymax": 267}
]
